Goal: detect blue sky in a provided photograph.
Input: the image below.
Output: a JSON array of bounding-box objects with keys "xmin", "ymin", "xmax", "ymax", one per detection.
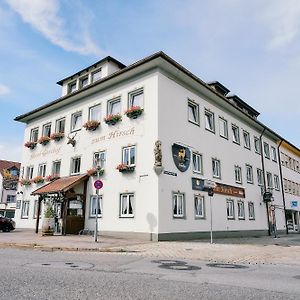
[{"xmin": 1, "ymin": 0, "xmax": 300, "ymax": 161}]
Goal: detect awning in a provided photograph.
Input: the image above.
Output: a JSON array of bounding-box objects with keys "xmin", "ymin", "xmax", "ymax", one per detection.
[{"xmin": 31, "ymin": 174, "xmax": 88, "ymax": 195}]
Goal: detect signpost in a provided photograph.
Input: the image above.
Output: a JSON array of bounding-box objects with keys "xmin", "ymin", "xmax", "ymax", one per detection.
[{"xmin": 94, "ymin": 179, "xmax": 103, "ymax": 242}]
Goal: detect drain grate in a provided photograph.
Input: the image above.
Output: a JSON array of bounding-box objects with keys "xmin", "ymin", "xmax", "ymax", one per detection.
[
  {"xmin": 152, "ymin": 259, "xmax": 201, "ymax": 271},
  {"xmin": 206, "ymin": 263, "xmax": 249, "ymax": 269},
  {"xmin": 25, "ymin": 261, "xmax": 94, "ymax": 270}
]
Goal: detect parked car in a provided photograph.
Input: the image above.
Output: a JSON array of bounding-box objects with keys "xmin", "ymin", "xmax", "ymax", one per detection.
[{"xmin": 0, "ymin": 214, "xmax": 16, "ymax": 232}]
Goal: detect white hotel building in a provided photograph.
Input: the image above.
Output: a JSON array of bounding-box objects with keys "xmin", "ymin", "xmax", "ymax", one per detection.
[{"xmin": 14, "ymin": 52, "xmax": 299, "ymax": 240}]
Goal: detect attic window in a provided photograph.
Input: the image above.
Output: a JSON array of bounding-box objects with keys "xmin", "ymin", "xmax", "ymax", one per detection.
[
  {"xmin": 68, "ymin": 81, "xmax": 77, "ymax": 94},
  {"xmin": 91, "ymin": 69, "xmax": 101, "ymax": 83}
]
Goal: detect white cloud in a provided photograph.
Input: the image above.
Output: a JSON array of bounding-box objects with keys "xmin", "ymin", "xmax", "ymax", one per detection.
[
  {"xmin": 0, "ymin": 84, "xmax": 10, "ymax": 96},
  {"xmin": 0, "ymin": 142, "xmax": 22, "ymax": 162},
  {"xmin": 5, "ymin": 0, "xmax": 103, "ymax": 56}
]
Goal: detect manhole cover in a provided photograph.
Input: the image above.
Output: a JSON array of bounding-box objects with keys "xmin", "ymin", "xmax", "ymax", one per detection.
[
  {"xmin": 293, "ymin": 275, "xmax": 300, "ymax": 280},
  {"xmin": 206, "ymin": 263, "xmax": 248, "ymax": 269},
  {"xmin": 152, "ymin": 259, "xmax": 201, "ymax": 271},
  {"xmin": 24, "ymin": 261, "xmax": 94, "ymax": 270}
]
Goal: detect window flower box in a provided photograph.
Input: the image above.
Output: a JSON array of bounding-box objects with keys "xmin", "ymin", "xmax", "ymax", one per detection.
[
  {"xmin": 87, "ymin": 167, "xmax": 104, "ymax": 177},
  {"xmin": 50, "ymin": 132, "xmax": 64, "ymax": 141},
  {"xmin": 24, "ymin": 141, "xmax": 37, "ymax": 149},
  {"xmin": 116, "ymin": 164, "xmax": 135, "ymax": 173},
  {"xmin": 104, "ymin": 114, "xmax": 122, "ymax": 125},
  {"xmin": 33, "ymin": 176, "xmax": 45, "ymax": 184},
  {"xmin": 19, "ymin": 178, "xmax": 32, "ymax": 186},
  {"xmin": 45, "ymin": 174, "xmax": 60, "ymax": 182},
  {"xmin": 125, "ymin": 106, "xmax": 144, "ymax": 119},
  {"xmin": 38, "ymin": 136, "xmax": 51, "ymax": 145},
  {"xmin": 83, "ymin": 120, "xmax": 101, "ymax": 131}
]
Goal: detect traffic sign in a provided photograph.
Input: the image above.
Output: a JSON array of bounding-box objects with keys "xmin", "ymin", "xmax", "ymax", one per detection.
[{"xmin": 94, "ymin": 180, "xmax": 103, "ymax": 190}]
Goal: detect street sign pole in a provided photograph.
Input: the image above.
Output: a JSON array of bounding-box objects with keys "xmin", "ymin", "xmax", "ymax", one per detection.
[
  {"xmin": 93, "ymin": 178, "xmax": 103, "ymax": 243},
  {"xmin": 210, "ymin": 194, "xmax": 213, "ymax": 244}
]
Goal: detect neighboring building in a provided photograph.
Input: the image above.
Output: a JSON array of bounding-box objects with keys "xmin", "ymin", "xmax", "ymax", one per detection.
[
  {"xmin": 0, "ymin": 160, "xmax": 21, "ymax": 218},
  {"xmin": 13, "ymin": 52, "xmax": 298, "ymax": 240},
  {"xmin": 279, "ymin": 141, "xmax": 300, "ymax": 232}
]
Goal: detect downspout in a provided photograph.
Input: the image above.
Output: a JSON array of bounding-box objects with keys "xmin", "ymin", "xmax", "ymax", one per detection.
[
  {"xmin": 277, "ymin": 140, "xmax": 288, "ymax": 234},
  {"xmin": 259, "ymin": 128, "xmax": 271, "ymax": 235}
]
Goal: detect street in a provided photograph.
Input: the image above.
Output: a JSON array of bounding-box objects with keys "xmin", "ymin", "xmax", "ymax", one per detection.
[{"xmin": 0, "ymin": 248, "xmax": 299, "ymax": 299}]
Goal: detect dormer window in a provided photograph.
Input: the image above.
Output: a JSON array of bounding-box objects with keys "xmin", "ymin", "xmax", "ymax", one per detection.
[
  {"xmin": 79, "ymin": 76, "xmax": 89, "ymax": 89},
  {"xmin": 91, "ymin": 69, "xmax": 101, "ymax": 83},
  {"xmin": 68, "ymin": 81, "xmax": 77, "ymax": 94}
]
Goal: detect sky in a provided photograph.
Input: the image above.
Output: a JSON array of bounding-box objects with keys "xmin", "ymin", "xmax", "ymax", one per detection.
[{"xmin": 0, "ymin": 0, "xmax": 300, "ymax": 162}]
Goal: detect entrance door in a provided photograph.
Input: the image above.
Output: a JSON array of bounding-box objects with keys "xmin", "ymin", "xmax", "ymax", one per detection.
[{"xmin": 66, "ymin": 196, "xmax": 85, "ymax": 234}]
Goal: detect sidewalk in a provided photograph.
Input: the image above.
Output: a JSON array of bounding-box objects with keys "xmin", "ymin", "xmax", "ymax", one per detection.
[{"xmin": 1, "ymin": 229, "xmax": 300, "ymax": 265}]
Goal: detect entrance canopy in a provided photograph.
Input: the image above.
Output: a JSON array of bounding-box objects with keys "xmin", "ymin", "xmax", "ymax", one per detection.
[{"xmin": 31, "ymin": 175, "xmax": 88, "ymax": 195}]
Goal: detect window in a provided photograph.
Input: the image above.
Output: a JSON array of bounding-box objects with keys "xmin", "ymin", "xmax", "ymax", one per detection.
[
  {"xmin": 188, "ymin": 100, "xmax": 200, "ymax": 125},
  {"xmin": 122, "ymin": 146, "xmax": 136, "ymax": 166},
  {"xmin": 192, "ymin": 153, "xmax": 203, "ymax": 174},
  {"xmin": 52, "ymin": 161, "xmax": 61, "ymax": 176},
  {"xmin": 93, "ymin": 151, "xmax": 106, "ymax": 168},
  {"xmin": 232, "ymin": 124, "xmax": 240, "ymax": 144},
  {"xmin": 246, "ymin": 164, "xmax": 253, "ymax": 184},
  {"xmin": 38, "ymin": 164, "xmax": 46, "ymax": 177},
  {"xmin": 173, "ymin": 192, "xmax": 185, "ymax": 218},
  {"xmin": 21, "ymin": 201, "xmax": 30, "ymax": 218},
  {"xmin": 107, "ymin": 98, "xmax": 121, "ymax": 115},
  {"xmin": 89, "ymin": 104, "xmax": 101, "ymax": 121},
  {"xmin": 237, "ymin": 201, "xmax": 245, "ymax": 220},
  {"xmin": 6, "ymin": 195, "xmax": 16, "ymax": 203},
  {"xmin": 204, "ymin": 109, "xmax": 215, "ymax": 132},
  {"xmin": 30, "ymin": 128, "xmax": 39, "ymax": 142},
  {"xmin": 129, "ymin": 89, "xmax": 144, "ymax": 108},
  {"xmin": 71, "ymin": 157, "xmax": 81, "ymax": 174},
  {"xmin": 71, "ymin": 111, "xmax": 82, "ymax": 131},
  {"xmin": 288, "ymin": 180, "xmax": 292, "ymax": 193},
  {"xmin": 254, "ymin": 137, "xmax": 261, "ymax": 154},
  {"xmin": 226, "ymin": 199, "xmax": 235, "ymax": 219},
  {"xmin": 120, "ymin": 193, "xmax": 134, "ymax": 217},
  {"xmin": 68, "ymin": 81, "xmax": 77, "ymax": 94},
  {"xmin": 257, "ymin": 168, "xmax": 263, "ymax": 186},
  {"xmin": 271, "ymin": 146, "xmax": 277, "ymax": 162},
  {"xmin": 42, "ymin": 123, "xmax": 51, "ymax": 137},
  {"xmin": 234, "ymin": 166, "xmax": 242, "ymax": 184},
  {"xmin": 266, "ymin": 172, "xmax": 273, "ymax": 189},
  {"xmin": 243, "ymin": 130, "xmax": 251, "ymax": 149},
  {"xmin": 91, "ymin": 69, "xmax": 101, "ymax": 83},
  {"xmin": 248, "ymin": 202, "xmax": 255, "ymax": 220},
  {"xmin": 194, "ymin": 195, "xmax": 205, "ymax": 218},
  {"xmin": 89, "ymin": 195, "xmax": 103, "ymax": 217},
  {"xmin": 10, "ymin": 169, "xmax": 18, "ymax": 176},
  {"xmin": 219, "ymin": 117, "xmax": 228, "ymax": 139},
  {"xmin": 264, "ymin": 142, "xmax": 270, "ymax": 159},
  {"xmin": 212, "ymin": 159, "xmax": 221, "ymax": 178},
  {"xmin": 283, "ymin": 178, "xmax": 288, "ymax": 192},
  {"xmin": 274, "ymin": 175, "xmax": 280, "ymax": 191},
  {"xmin": 79, "ymin": 76, "xmax": 89, "ymax": 89},
  {"xmin": 55, "ymin": 118, "xmax": 65, "ymax": 133},
  {"xmin": 26, "ymin": 166, "xmax": 34, "ymax": 179}
]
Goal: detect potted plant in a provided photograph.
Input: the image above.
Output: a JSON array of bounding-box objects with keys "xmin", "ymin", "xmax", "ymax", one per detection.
[
  {"xmin": 125, "ymin": 106, "xmax": 144, "ymax": 119},
  {"xmin": 19, "ymin": 178, "xmax": 32, "ymax": 186},
  {"xmin": 24, "ymin": 141, "xmax": 37, "ymax": 149},
  {"xmin": 87, "ymin": 167, "xmax": 104, "ymax": 177},
  {"xmin": 38, "ymin": 136, "xmax": 51, "ymax": 145},
  {"xmin": 45, "ymin": 174, "xmax": 60, "ymax": 182},
  {"xmin": 116, "ymin": 163, "xmax": 135, "ymax": 173},
  {"xmin": 104, "ymin": 114, "xmax": 122, "ymax": 125},
  {"xmin": 83, "ymin": 120, "xmax": 101, "ymax": 131},
  {"xmin": 33, "ymin": 176, "xmax": 45, "ymax": 184},
  {"xmin": 50, "ymin": 132, "xmax": 64, "ymax": 141},
  {"xmin": 42, "ymin": 204, "xmax": 55, "ymax": 236}
]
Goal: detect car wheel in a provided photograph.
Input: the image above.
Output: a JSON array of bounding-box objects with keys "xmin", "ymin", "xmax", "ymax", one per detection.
[{"xmin": 3, "ymin": 225, "xmax": 11, "ymax": 232}]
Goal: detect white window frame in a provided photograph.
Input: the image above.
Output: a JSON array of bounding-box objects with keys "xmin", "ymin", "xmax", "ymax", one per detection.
[
  {"xmin": 89, "ymin": 104, "xmax": 101, "ymax": 121},
  {"xmin": 26, "ymin": 166, "xmax": 34, "ymax": 180},
  {"xmin": 257, "ymin": 168, "xmax": 263, "ymax": 186},
  {"xmin": 79, "ymin": 75, "xmax": 89, "ymax": 89},
  {"xmin": 246, "ymin": 164, "xmax": 253, "ymax": 184},
  {"xmin": 234, "ymin": 166, "xmax": 242, "ymax": 184},
  {"xmin": 120, "ymin": 193, "xmax": 134, "ymax": 218},
  {"xmin": 194, "ymin": 195, "xmax": 205, "ymax": 218},
  {"xmin": 93, "ymin": 151, "xmax": 106, "ymax": 169},
  {"xmin": 232, "ymin": 124, "xmax": 240, "ymax": 144},
  {"xmin": 42, "ymin": 123, "xmax": 51, "ymax": 137},
  {"xmin": 212, "ymin": 158, "xmax": 221, "ymax": 178},
  {"xmin": 204, "ymin": 109, "xmax": 215, "ymax": 133},
  {"xmin": 237, "ymin": 201, "xmax": 245, "ymax": 220},
  {"xmin": 192, "ymin": 152, "xmax": 203, "ymax": 174},
  {"xmin": 89, "ymin": 195, "xmax": 103, "ymax": 218},
  {"xmin": 68, "ymin": 81, "xmax": 77, "ymax": 94},
  {"xmin": 266, "ymin": 172, "xmax": 273, "ymax": 189},
  {"xmin": 264, "ymin": 142, "xmax": 270, "ymax": 159},
  {"xmin": 71, "ymin": 111, "xmax": 82, "ymax": 132},
  {"xmin": 173, "ymin": 192, "xmax": 185, "ymax": 218},
  {"xmin": 271, "ymin": 146, "xmax": 277, "ymax": 162},
  {"xmin": 226, "ymin": 199, "xmax": 235, "ymax": 219},
  {"xmin": 107, "ymin": 98, "xmax": 121, "ymax": 116},
  {"xmin": 21, "ymin": 201, "xmax": 30, "ymax": 219},
  {"xmin": 30, "ymin": 128, "xmax": 39, "ymax": 143},
  {"xmin": 55, "ymin": 118, "xmax": 65, "ymax": 133},
  {"xmin": 122, "ymin": 146, "xmax": 136, "ymax": 166},
  {"xmin": 248, "ymin": 202, "xmax": 255, "ymax": 220},
  {"xmin": 219, "ymin": 117, "xmax": 228, "ymax": 139},
  {"xmin": 38, "ymin": 164, "xmax": 46, "ymax": 177},
  {"xmin": 274, "ymin": 175, "xmax": 280, "ymax": 191},
  {"xmin": 52, "ymin": 160, "xmax": 61, "ymax": 176},
  {"xmin": 91, "ymin": 69, "xmax": 101, "ymax": 83},
  {"xmin": 254, "ymin": 137, "xmax": 261, "ymax": 154},
  {"xmin": 128, "ymin": 89, "xmax": 144, "ymax": 108},
  {"xmin": 243, "ymin": 130, "xmax": 251, "ymax": 150},
  {"xmin": 188, "ymin": 100, "xmax": 200, "ymax": 125},
  {"xmin": 71, "ymin": 157, "xmax": 81, "ymax": 175}
]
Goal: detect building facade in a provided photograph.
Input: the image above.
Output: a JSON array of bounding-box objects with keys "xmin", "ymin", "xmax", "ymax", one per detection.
[{"xmin": 14, "ymin": 52, "xmax": 298, "ymax": 240}]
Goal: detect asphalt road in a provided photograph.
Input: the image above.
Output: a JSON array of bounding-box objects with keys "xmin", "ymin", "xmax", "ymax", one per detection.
[{"xmin": 0, "ymin": 248, "xmax": 299, "ymax": 300}]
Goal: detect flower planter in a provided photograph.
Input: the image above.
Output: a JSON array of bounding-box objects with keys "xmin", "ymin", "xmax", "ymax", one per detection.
[
  {"xmin": 104, "ymin": 114, "xmax": 122, "ymax": 125},
  {"xmin": 19, "ymin": 179, "xmax": 32, "ymax": 186},
  {"xmin": 42, "ymin": 218, "xmax": 55, "ymax": 236},
  {"xmin": 24, "ymin": 141, "xmax": 37, "ymax": 149},
  {"xmin": 116, "ymin": 164, "xmax": 135, "ymax": 173},
  {"xmin": 50, "ymin": 133, "xmax": 64, "ymax": 142},
  {"xmin": 87, "ymin": 168, "xmax": 104, "ymax": 177},
  {"xmin": 45, "ymin": 174, "xmax": 60, "ymax": 182},
  {"xmin": 33, "ymin": 176, "xmax": 45, "ymax": 184},
  {"xmin": 38, "ymin": 136, "xmax": 51, "ymax": 146},
  {"xmin": 83, "ymin": 120, "xmax": 101, "ymax": 131},
  {"xmin": 125, "ymin": 106, "xmax": 144, "ymax": 119}
]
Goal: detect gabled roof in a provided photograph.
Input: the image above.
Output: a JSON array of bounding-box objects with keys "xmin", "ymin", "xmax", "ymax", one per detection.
[{"xmin": 0, "ymin": 160, "xmax": 20, "ymax": 174}]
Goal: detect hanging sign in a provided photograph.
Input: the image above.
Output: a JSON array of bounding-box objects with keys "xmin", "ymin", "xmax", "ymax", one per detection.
[{"xmin": 172, "ymin": 143, "xmax": 191, "ymax": 172}]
